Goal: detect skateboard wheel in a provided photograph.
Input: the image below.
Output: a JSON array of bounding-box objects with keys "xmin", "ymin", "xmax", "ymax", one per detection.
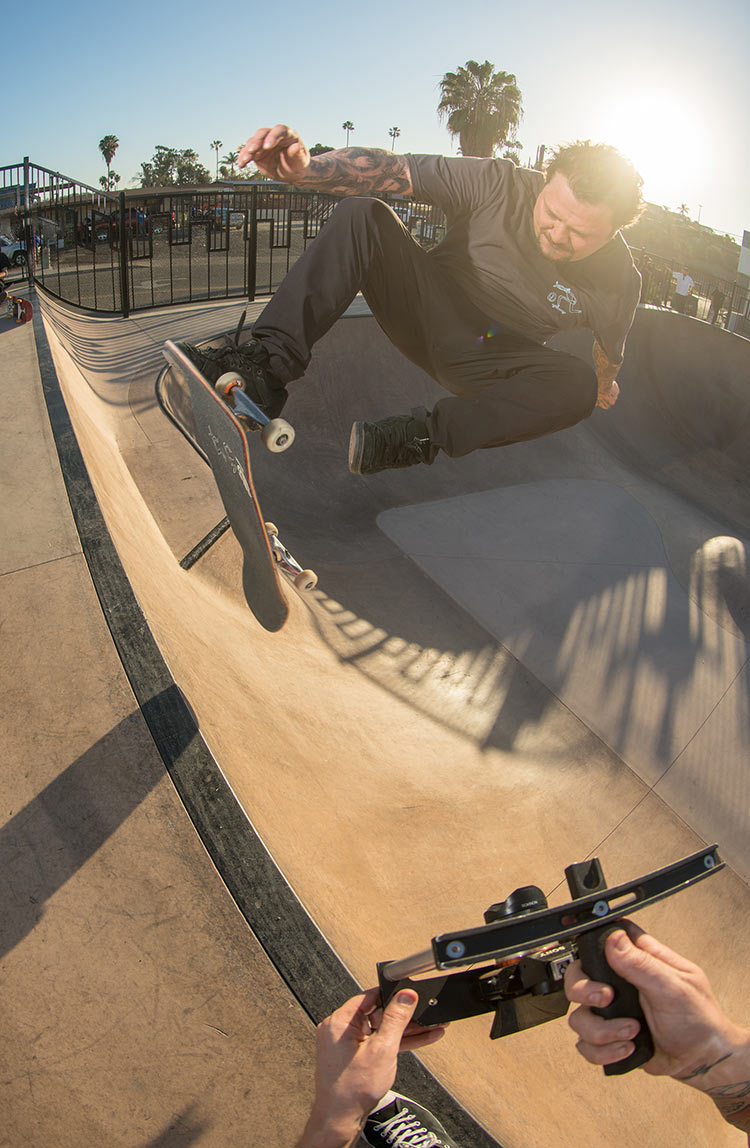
[
  {"xmin": 262, "ymin": 418, "xmax": 295, "ymax": 453},
  {"xmin": 215, "ymin": 371, "xmax": 244, "ymax": 397},
  {"xmin": 294, "ymin": 569, "xmax": 318, "ymax": 591},
  {"xmin": 264, "ymin": 522, "xmax": 279, "ymax": 538}
]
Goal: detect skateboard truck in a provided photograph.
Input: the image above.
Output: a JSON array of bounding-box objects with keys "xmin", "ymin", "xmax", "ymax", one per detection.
[
  {"xmin": 378, "ymin": 845, "xmax": 723, "ymax": 1076},
  {"xmin": 264, "ymin": 522, "xmax": 318, "ymax": 591},
  {"xmin": 214, "ymin": 372, "xmax": 295, "ymax": 454}
]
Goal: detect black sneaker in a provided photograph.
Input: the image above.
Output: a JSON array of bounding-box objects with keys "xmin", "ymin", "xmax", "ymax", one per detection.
[
  {"xmin": 176, "ymin": 338, "xmax": 288, "ymax": 419},
  {"xmin": 363, "ymin": 1091, "xmax": 459, "ymax": 1147},
  {"xmin": 349, "ymin": 408, "xmax": 437, "ymax": 475}
]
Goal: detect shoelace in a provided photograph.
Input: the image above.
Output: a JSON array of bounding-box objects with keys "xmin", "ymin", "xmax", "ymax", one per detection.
[{"xmin": 372, "ymin": 1106, "xmax": 447, "ymax": 1147}]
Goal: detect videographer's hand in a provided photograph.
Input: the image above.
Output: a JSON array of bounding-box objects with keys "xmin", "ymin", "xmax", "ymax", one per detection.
[
  {"xmin": 238, "ymin": 125, "xmax": 310, "ymax": 182},
  {"xmin": 296, "ymin": 987, "xmax": 446, "ymax": 1148},
  {"xmin": 565, "ymin": 922, "xmax": 745, "ymax": 1077}
]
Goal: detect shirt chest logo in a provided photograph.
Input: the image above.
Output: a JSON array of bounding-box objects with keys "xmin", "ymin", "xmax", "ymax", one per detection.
[{"xmin": 547, "ymin": 282, "xmax": 582, "ymax": 316}]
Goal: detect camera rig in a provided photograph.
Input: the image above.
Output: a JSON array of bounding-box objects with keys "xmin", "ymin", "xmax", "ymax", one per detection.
[{"xmin": 378, "ymin": 845, "xmax": 723, "ymax": 1075}]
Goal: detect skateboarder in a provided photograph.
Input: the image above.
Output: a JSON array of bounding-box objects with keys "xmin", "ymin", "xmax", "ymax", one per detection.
[
  {"xmin": 295, "ymin": 925, "xmax": 750, "ymax": 1147},
  {"xmin": 178, "ymin": 128, "xmax": 644, "ymax": 476}
]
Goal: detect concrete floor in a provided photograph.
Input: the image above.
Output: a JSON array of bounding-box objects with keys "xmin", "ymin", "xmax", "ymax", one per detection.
[{"xmin": 3, "ymin": 291, "xmax": 749, "ymax": 1147}]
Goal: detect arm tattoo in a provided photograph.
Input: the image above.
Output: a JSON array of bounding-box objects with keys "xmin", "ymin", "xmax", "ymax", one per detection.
[
  {"xmin": 679, "ymin": 1054, "xmax": 734, "ymax": 1081},
  {"xmin": 592, "ymin": 340, "xmax": 621, "ymax": 385},
  {"xmin": 705, "ymin": 1086, "xmax": 750, "ymax": 1132},
  {"xmin": 677, "ymin": 1064, "xmax": 750, "ymax": 1132},
  {"xmin": 292, "ymin": 148, "xmax": 412, "ymax": 197}
]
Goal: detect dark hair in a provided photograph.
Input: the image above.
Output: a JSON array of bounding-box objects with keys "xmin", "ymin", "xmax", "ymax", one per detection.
[{"xmin": 544, "ymin": 141, "xmax": 644, "ymax": 230}]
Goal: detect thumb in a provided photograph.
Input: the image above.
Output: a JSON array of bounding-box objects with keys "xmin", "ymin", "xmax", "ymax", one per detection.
[{"xmin": 374, "ymin": 990, "xmax": 420, "ymax": 1048}]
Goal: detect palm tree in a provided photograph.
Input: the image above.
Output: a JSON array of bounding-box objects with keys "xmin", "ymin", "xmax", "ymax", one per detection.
[
  {"xmin": 388, "ymin": 126, "xmax": 401, "ymax": 149},
  {"xmin": 437, "ymin": 61, "xmax": 522, "ymax": 157},
  {"xmin": 211, "ymin": 140, "xmax": 223, "ymax": 180},
  {"xmin": 222, "ymin": 151, "xmax": 239, "ymax": 177},
  {"xmin": 342, "ymin": 120, "xmax": 355, "ymax": 146},
  {"xmin": 98, "ymin": 135, "xmax": 119, "ymax": 188}
]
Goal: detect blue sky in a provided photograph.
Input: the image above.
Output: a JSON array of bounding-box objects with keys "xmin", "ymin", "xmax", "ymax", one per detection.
[{"xmin": 7, "ymin": 0, "xmax": 748, "ymax": 240}]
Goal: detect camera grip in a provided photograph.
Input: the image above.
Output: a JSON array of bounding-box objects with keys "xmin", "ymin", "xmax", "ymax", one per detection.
[{"xmin": 577, "ymin": 925, "xmax": 655, "ymax": 1075}]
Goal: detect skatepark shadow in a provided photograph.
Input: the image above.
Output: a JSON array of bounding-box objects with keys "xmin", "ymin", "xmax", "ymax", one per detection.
[
  {"xmin": 38, "ymin": 290, "xmax": 249, "ymax": 399},
  {"xmin": 139, "ymin": 1105, "xmax": 208, "ymax": 1147},
  {"xmin": 306, "ymin": 577, "xmax": 600, "ymax": 761},
  {"xmin": 0, "ymin": 689, "xmax": 196, "ymax": 961}
]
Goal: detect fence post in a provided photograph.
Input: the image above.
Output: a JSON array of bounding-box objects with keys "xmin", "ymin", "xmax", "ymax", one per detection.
[
  {"xmin": 22, "ymin": 156, "xmax": 34, "ymax": 283},
  {"xmin": 246, "ymin": 184, "xmax": 257, "ymax": 301},
  {"xmin": 118, "ymin": 190, "xmax": 130, "ymax": 318}
]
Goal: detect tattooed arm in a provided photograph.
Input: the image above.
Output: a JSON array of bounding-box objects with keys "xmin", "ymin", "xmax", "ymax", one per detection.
[
  {"xmin": 238, "ymin": 125, "xmax": 413, "ymax": 197},
  {"xmin": 592, "ymin": 339, "xmax": 621, "ymax": 409},
  {"xmin": 565, "ymin": 924, "xmax": 750, "ymax": 1141}
]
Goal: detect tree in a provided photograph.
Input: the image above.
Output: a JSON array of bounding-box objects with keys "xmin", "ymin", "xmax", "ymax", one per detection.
[
  {"xmin": 99, "ymin": 134, "xmax": 119, "ymax": 188},
  {"xmin": 99, "ymin": 172, "xmax": 121, "ymax": 191},
  {"xmin": 310, "ymin": 143, "xmax": 334, "ymax": 156},
  {"xmin": 388, "ymin": 126, "xmax": 401, "ymax": 149},
  {"xmin": 437, "ymin": 60, "xmax": 522, "ymax": 157},
  {"xmin": 342, "ymin": 120, "xmax": 355, "ymax": 146},
  {"xmin": 211, "ymin": 139, "xmax": 223, "ymax": 180},
  {"xmin": 138, "ymin": 146, "xmax": 211, "ymax": 187},
  {"xmin": 222, "ymin": 151, "xmax": 239, "ymax": 177}
]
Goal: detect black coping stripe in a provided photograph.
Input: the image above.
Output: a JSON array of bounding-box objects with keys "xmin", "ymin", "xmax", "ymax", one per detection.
[
  {"xmin": 179, "ymin": 515, "xmax": 232, "ymax": 569},
  {"xmin": 31, "ymin": 290, "xmax": 504, "ymax": 1148}
]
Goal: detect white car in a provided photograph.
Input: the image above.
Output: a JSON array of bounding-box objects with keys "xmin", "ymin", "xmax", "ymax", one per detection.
[{"xmin": 0, "ymin": 234, "xmax": 27, "ymax": 265}]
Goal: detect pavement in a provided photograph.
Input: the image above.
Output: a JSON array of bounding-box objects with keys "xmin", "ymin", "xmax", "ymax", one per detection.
[{"xmin": 3, "ymin": 290, "xmax": 749, "ymax": 1148}]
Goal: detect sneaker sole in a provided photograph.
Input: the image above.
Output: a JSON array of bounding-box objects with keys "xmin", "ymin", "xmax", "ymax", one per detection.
[{"xmin": 348, "ymin": 421, "xmax": 366, "ymax": 474}]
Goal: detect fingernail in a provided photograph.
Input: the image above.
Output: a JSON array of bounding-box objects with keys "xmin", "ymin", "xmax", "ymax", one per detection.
[
  {"xmin": 396, "ymin": 991, "xmax": 415, "ymax": 1004},
  {"xmin": 611, "ymin": 931, "xmax": 629, "ymax": 952},
  {"xmin": 589, "ymin": 990, "xmax": 607, "ymax": 1006},
  {"xmin": 617, "ymin": 1024, "xmax": 635, "ymax": 1040}
]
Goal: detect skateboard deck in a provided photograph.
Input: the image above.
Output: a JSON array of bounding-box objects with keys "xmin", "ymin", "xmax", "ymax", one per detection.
[
  {"xmin": 4, "ymin": 294, "xmax": 32, "ymax": 323},
  {"xmin": 161, "ymin": 340, "xmax": 289, "ymax": 632}
]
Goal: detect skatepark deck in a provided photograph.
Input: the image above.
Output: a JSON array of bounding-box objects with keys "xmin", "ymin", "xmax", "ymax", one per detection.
[{"xmin": 4, "ymin": 289, "xmax": 749, "ymax": 1147}]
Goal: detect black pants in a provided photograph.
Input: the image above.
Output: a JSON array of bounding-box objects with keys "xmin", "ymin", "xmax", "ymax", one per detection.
[{"xmin": 253, "ymin": 197, "xmax": 598, "ymax": 457}]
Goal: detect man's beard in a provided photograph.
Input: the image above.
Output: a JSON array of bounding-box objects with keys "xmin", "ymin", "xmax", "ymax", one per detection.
[{"xmin": 536, "ymin": 231, "xmax": 573, "ymax": 263}]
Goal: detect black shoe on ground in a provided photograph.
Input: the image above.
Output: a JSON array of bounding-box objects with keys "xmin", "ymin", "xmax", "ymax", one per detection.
[
  {"xmin": 176, "ymin": 337, "xmax": 288, "ymax": 419},
  {"xmin": 363, "ymin": 1091, "xmax": 459, "ymax": 1147},
  {"xmin": 348, "ymin": 407, "xmax": 438, "ymax": 475}
]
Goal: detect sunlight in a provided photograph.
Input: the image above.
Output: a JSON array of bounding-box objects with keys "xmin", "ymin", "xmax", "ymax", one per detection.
[{"xmin": 598, "ymin": 92, "xmax": 707, "ymax": 209}]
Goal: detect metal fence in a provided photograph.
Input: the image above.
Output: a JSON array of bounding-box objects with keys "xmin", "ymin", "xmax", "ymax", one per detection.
[
  {"xmin": 630, "ymin": 246, "xmax": 750, "ymax": 334},
  {"xmin": 0, "ymin": 157, "xmax": 445, "ymax": 317},
  {"xmin": 2, "ymin": 157, "xmax": 747, "ymax": 335}
]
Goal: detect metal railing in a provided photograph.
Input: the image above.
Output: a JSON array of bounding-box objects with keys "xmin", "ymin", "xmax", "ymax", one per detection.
[
  {"xmin": 2, "ymin": 157, "xmax": 746, "ymax": 335},
  {"xmin": 1, "ymin": 158, "xmax": 445, "ymax": 317},
  {"xmin": 630, "ymin": 246, "xmax": 749, "ymax": 334}
]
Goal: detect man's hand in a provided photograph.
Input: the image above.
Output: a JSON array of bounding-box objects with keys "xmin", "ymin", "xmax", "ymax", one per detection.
[
  {"xmin": 238, "ymin": 125, "xmax": 311, "ymax": 182},
  {"xmin": 596, "ymin": 379, "xmax": 620, "ymax": 409},
  {"xmin": 296, "ymin": 987, "xmax": 446, "ymax": 1148},
  {"xmin": 565, "ymin": 924, "xmax": 750, "ymax": 1138}
]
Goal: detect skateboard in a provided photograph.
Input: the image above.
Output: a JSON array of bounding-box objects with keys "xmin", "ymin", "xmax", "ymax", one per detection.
[
  {"xmin": 160, "ymin": 339, "xmax": 317, "ymax": 632},
  {"xmin": 3, "ymin": 293, "xmax": 32, "ymax": 323}
]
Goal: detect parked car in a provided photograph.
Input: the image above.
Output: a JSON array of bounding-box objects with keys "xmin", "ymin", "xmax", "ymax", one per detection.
[{"xmin": 0, "ymin": 234, "xmax": 27, "ymax": 265}]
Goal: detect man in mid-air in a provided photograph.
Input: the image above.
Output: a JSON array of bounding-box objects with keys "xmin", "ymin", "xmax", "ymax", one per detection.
[{"xmin": 179, "ymin": 126, "xmax": 643, "ymax": 476}]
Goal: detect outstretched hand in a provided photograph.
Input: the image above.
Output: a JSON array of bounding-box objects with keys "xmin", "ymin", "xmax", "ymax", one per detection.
[
  {"xmin": 596, "ymin": 379, "xmax": 619, "ymax": 409},
  {"xmin": 296, "ymin": 987, "xmax": 446, "ymax": 1147},
  {"xmin": 564, "ymin": 922, "xmax": 745, "ymax": 1079},
  {"xmin": 238, "ymin": 125, "xmax": 311, "ymax": 181}
]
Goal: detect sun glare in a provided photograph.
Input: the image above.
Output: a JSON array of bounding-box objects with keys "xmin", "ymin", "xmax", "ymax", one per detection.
[{"xmin": 598, "ymin": 93, "xmax": 706, "ymax": 209}]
